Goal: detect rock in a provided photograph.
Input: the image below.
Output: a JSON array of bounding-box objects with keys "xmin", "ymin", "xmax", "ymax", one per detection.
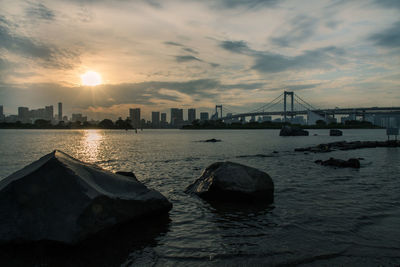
[
  {"xmin": 204, "ymin": 138, "xmax": 221, "ymax": 142},
  {"xmin": 185, "ymin": 161, "xmax": 274, "ymax": 204},
  {"xmin": 315, "ymin": 157, "xmax": 360, "ymax": 168},
  {"xmin": 296, "ymin": 140, "xmax": 400, "ymax": 153},
  {"xmin": 115, "ymin": 171, "xmax": 138, "ymax": 181},
  {"xmin": 279, "ymin": 126, "xmax": 309, "ymax": 136},
  {"xmin": 0, "ymin": 150, "xmax": 172, "ymax": 244},
  {"xmin": 236, "ymin": 154, "xmax": 274, "ymax": 158},
  {"xmin": 330, "ymin": 129, "xmax": 343, "ymax": 136}
]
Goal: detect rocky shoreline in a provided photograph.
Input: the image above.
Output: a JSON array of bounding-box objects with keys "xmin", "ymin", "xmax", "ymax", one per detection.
[{"xmin": 295, "ymin": 140, "xmax": 400, "ymax": 153}]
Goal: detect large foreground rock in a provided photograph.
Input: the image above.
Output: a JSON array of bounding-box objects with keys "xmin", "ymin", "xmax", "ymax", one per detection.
[
  {"xmin": 185, "ymin": 162, "xmax": 274, "ymax": 204},
  {"xmin": 0, "ymin": 150, "xmax": 172, "ymax": 244},
  {"xmin": 280, "ymin": 126, "xmax": 309, "ymax": 136}
]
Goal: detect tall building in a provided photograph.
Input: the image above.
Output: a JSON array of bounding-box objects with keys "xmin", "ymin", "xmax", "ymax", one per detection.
[
  {"xmin": 45, "ymin": 105, "xmax": 53, "ymax": 120},
  {"xmin": 152, "ymin": 111, "xmax": 160, "ymax": 128},
  {"xmin": 18, "ymin": 107, "xmax": 29, "ymax": 122},
  {"xmin": 129, "ymin": 108, "xmax": 141, "ymax": 128},
  {"xmin": 170, "ymin": 108, "xmax": 183, "ymax": 127},
  {"xmin": 188, "ymin": 108, "xmax": 196, "ymax": 123},
  {"xmin": 161, "ymin": 113, "xmax": 167, "ymax": 123},
  {"xmin": 200, "ymin": 112, "xmax": 209, "ymax": 121},
  {"xmin": 71, "ymin": 113, "xmax": 87, "ymax": 122},
  {"xmin": 0, "ymin": 105, "xmax": 4, "ymax": 121},
  {"xmin": 58, "ymin": 102, "xmax": 63, "ymax": 121}
]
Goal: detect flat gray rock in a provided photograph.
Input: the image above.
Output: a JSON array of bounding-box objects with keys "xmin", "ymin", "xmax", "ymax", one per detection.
[
  {"xmin": 0, "ymin": 150, "xmax": 172, "ymax": 244},
  {"xmin": 185, "ymin": 161, "xmax": 274, "ymax": 204}
]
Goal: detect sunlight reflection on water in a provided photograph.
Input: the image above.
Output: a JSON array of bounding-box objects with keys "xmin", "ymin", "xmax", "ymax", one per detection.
[{"xmin": 80, "ymin": 129, "xmax": 103, "ymax": 163}]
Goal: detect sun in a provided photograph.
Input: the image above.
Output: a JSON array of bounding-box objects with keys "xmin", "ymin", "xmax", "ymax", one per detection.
[{"xmin": 81, "ymin": 71, "xmax": 102, "ymax": 86}]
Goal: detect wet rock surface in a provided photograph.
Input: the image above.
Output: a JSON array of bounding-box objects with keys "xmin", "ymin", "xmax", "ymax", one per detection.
[
  {"xmin": 295, "ymin": 140, "xmax": 400, "ymax": 153},
  {"xmin": 185, "ymin": 161, "xmax": 274, "ymax": 204},
  {"xmin": 280, "ymin": 126, "xmax": 309, "ymax": 136},
  {"xmin": 315, "ymin": 158, "xmax": 361, "ymax": 168},
  {"xmin": 0, "ymin": 150, "xmax": 172, "ymax": 244},
  {"xmin": 115, "ymin": 171, "xmax": 138, "ymax": 181}
]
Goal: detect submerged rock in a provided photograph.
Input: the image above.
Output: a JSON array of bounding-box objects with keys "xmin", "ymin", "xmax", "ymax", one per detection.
[
  {"xmin": 279, "ymin": 126, "xmax": 309, "ymax": 136},
  {"xmin": 0, "ymin": 150, "xmax": 172, "ymax": 244},
  {"xmin": 330, "ymin": 129, "xmax": 343, "ymax": 136},
  {"xmin": 295, "ymin": 140, "xmax": 400, "ymax": 153},
  {"xmin": 315, "ymin": 157, "xmax": 360, "ymax": 168},
  {"xmin": 203, "ymin": 138, "xmax": 221, "ymax": 142},
  {"xmin": 185, "ymin": 161, "xmax": 274, "ymax": 204}
]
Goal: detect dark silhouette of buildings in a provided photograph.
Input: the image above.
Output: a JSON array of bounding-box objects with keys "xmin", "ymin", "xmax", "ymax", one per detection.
[
  {"xmin": 170, "ymin": 108, "xmax": 183, "ymax": 127},
  {"xmin": 58, "ymin": 102, "xmax": 63, "ymax": 121},
  {"xmin": 152, "ymin": 111, "xmax": 160, "ymax": 128},
  {"xmin": 129, "ymin": 108, "xmax": 141, "ymax": 128},
  {"xmin": 188, "ymin": 108, "xmax": 196, "ymax": 123},
  {"xmin": 200, "ymin": 112, "xmax": 209, "ymax": 121}
]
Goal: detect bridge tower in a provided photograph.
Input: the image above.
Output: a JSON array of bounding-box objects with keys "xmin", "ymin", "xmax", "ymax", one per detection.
[
  {"xmin": 215, "ymin": 105, "xmax": 222, "ymax": 119},
  {"xmin": 283, "ymin": 91, "xmax": 294, "ymax": 122}
]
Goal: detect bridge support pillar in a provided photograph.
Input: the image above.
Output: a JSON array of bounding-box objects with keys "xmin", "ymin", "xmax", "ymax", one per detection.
[{"xmin": 284, "ymin": 91, "xmax": 294, "ymax": 123}]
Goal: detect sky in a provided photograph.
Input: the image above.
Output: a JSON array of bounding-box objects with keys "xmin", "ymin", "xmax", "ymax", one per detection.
[{"xmin": 0, "ymin": 0, "xmax": 399, "ymax": 120}]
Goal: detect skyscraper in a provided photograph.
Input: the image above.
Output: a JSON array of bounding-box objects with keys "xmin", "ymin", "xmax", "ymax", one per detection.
[
  {"xmin": 170, "ymin": 108, "xmax": 183, "ymax": 127},
  {"xmin": 129, "ymin": 108, "xmax": 141, "ymax": 128},
  {"xmin": 58, "ymin": 102, "xmax": 63, "ymax": 121},
  {"xmin": 152, "ymin": 111, "xmax": 160, "ymax": 128},
  {"xmin": 188, "ymin": 108, "xmax": 196, "ymax": 123}
]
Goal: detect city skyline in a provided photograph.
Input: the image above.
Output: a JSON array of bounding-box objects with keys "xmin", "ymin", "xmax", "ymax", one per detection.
[{"xmin": 0, "ymin": 0, "xmax": 399, "ymax": 119}]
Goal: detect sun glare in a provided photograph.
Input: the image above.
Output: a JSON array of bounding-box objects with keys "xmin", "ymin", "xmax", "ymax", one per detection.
[{"xmin": 81, "ymin": 71, "xmax": 102, "ymax": 86}]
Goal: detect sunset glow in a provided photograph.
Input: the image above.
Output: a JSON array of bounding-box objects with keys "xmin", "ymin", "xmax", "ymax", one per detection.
[{"xmin": 81, "ymin": 71, "xmax": 102, "ymax": 86}]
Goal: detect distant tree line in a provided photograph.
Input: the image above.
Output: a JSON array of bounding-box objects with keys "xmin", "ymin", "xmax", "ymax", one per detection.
[{"xmin": 0, "ymin": 117, "xmax": 135, "ymax": 129}]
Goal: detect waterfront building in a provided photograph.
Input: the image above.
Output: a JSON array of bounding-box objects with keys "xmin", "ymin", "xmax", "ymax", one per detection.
[
  {"xmin": 188, "ymin": 108, "xmax": 196, "ymax": 123},
  {"xmin": 129, "ymin": 108, "xmax": 141, "ymax": 128},
  {"xmin": 262, "ymin": 116, "xmax": 272, "ymax": 122},
  {"xmin": 152, "ymin": 111, "xmax": 160, "ymax": 128},
  {"xmin": 170, "ymin": 108, "xmax": 183, "ymax": 127},
  {"xmin": 58, "ymin": 102, "xmax": 63, "ymax": 121},
  {"xmin": 71, "ymin": 113, "xmax": 87, "ymax": 122},
  {"xmin": 18, "ymin": 107, "xmax": 30, "ymax": 122},
  {"xmin": 45, "ymin": 105, "xmax": 53, "ymax": 120},
  {"xmin": 200, "ymin": 112, "xmax": 209, "ymax": 121}
]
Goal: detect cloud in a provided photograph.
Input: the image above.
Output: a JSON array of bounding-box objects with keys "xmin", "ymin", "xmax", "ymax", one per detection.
[
  {"xmin": 25, "ymin": 2, "xmax": 55, "ymax": 21},
  {"xmin": 175, "ymin": 55, "xmax": 202, "ymax": 62},
  {"xmin": 164, "ymin": 41, "xmax": 183, "ymax": 46},
  {"xmin": 252, "ymin": 46, "xmax": 346, "ymax": 73},
  {"xmin": 369, "ymin": 21, "xmax": 400, "ymax": 48},
  {"xmin": 210, "ymin": 0, "xmax": 278, "ymax": 9},
  {"xmin": 0, "ymin": 79, "xmax": 266, "ymax": 114},
  {"xmin": 267, "ymin": 83, "xmax": 320, "ymax": 91},
  {"xmin": 220, "ymin": 40, "xmax": 250, "ymax": 53},
  {"xmin": 182, "ymin": 47, "xmax": 198, "ymax": 54},
  {"xmin": 373, "ymin": 0, "xmax": 400, "ymax": 10},
  {"xmin": 270, "ymin": 15, "xmax": 318, "ymax": 47},
  {"xmin": 0, "ymin": 18, "xmax": 79, "ymax": 69}
]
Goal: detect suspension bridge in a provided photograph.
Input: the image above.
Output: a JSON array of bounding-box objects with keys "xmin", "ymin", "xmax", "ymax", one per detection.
[{"xmin": 214, "ymin": 91, "xmax": 400, "ymax": 124}]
